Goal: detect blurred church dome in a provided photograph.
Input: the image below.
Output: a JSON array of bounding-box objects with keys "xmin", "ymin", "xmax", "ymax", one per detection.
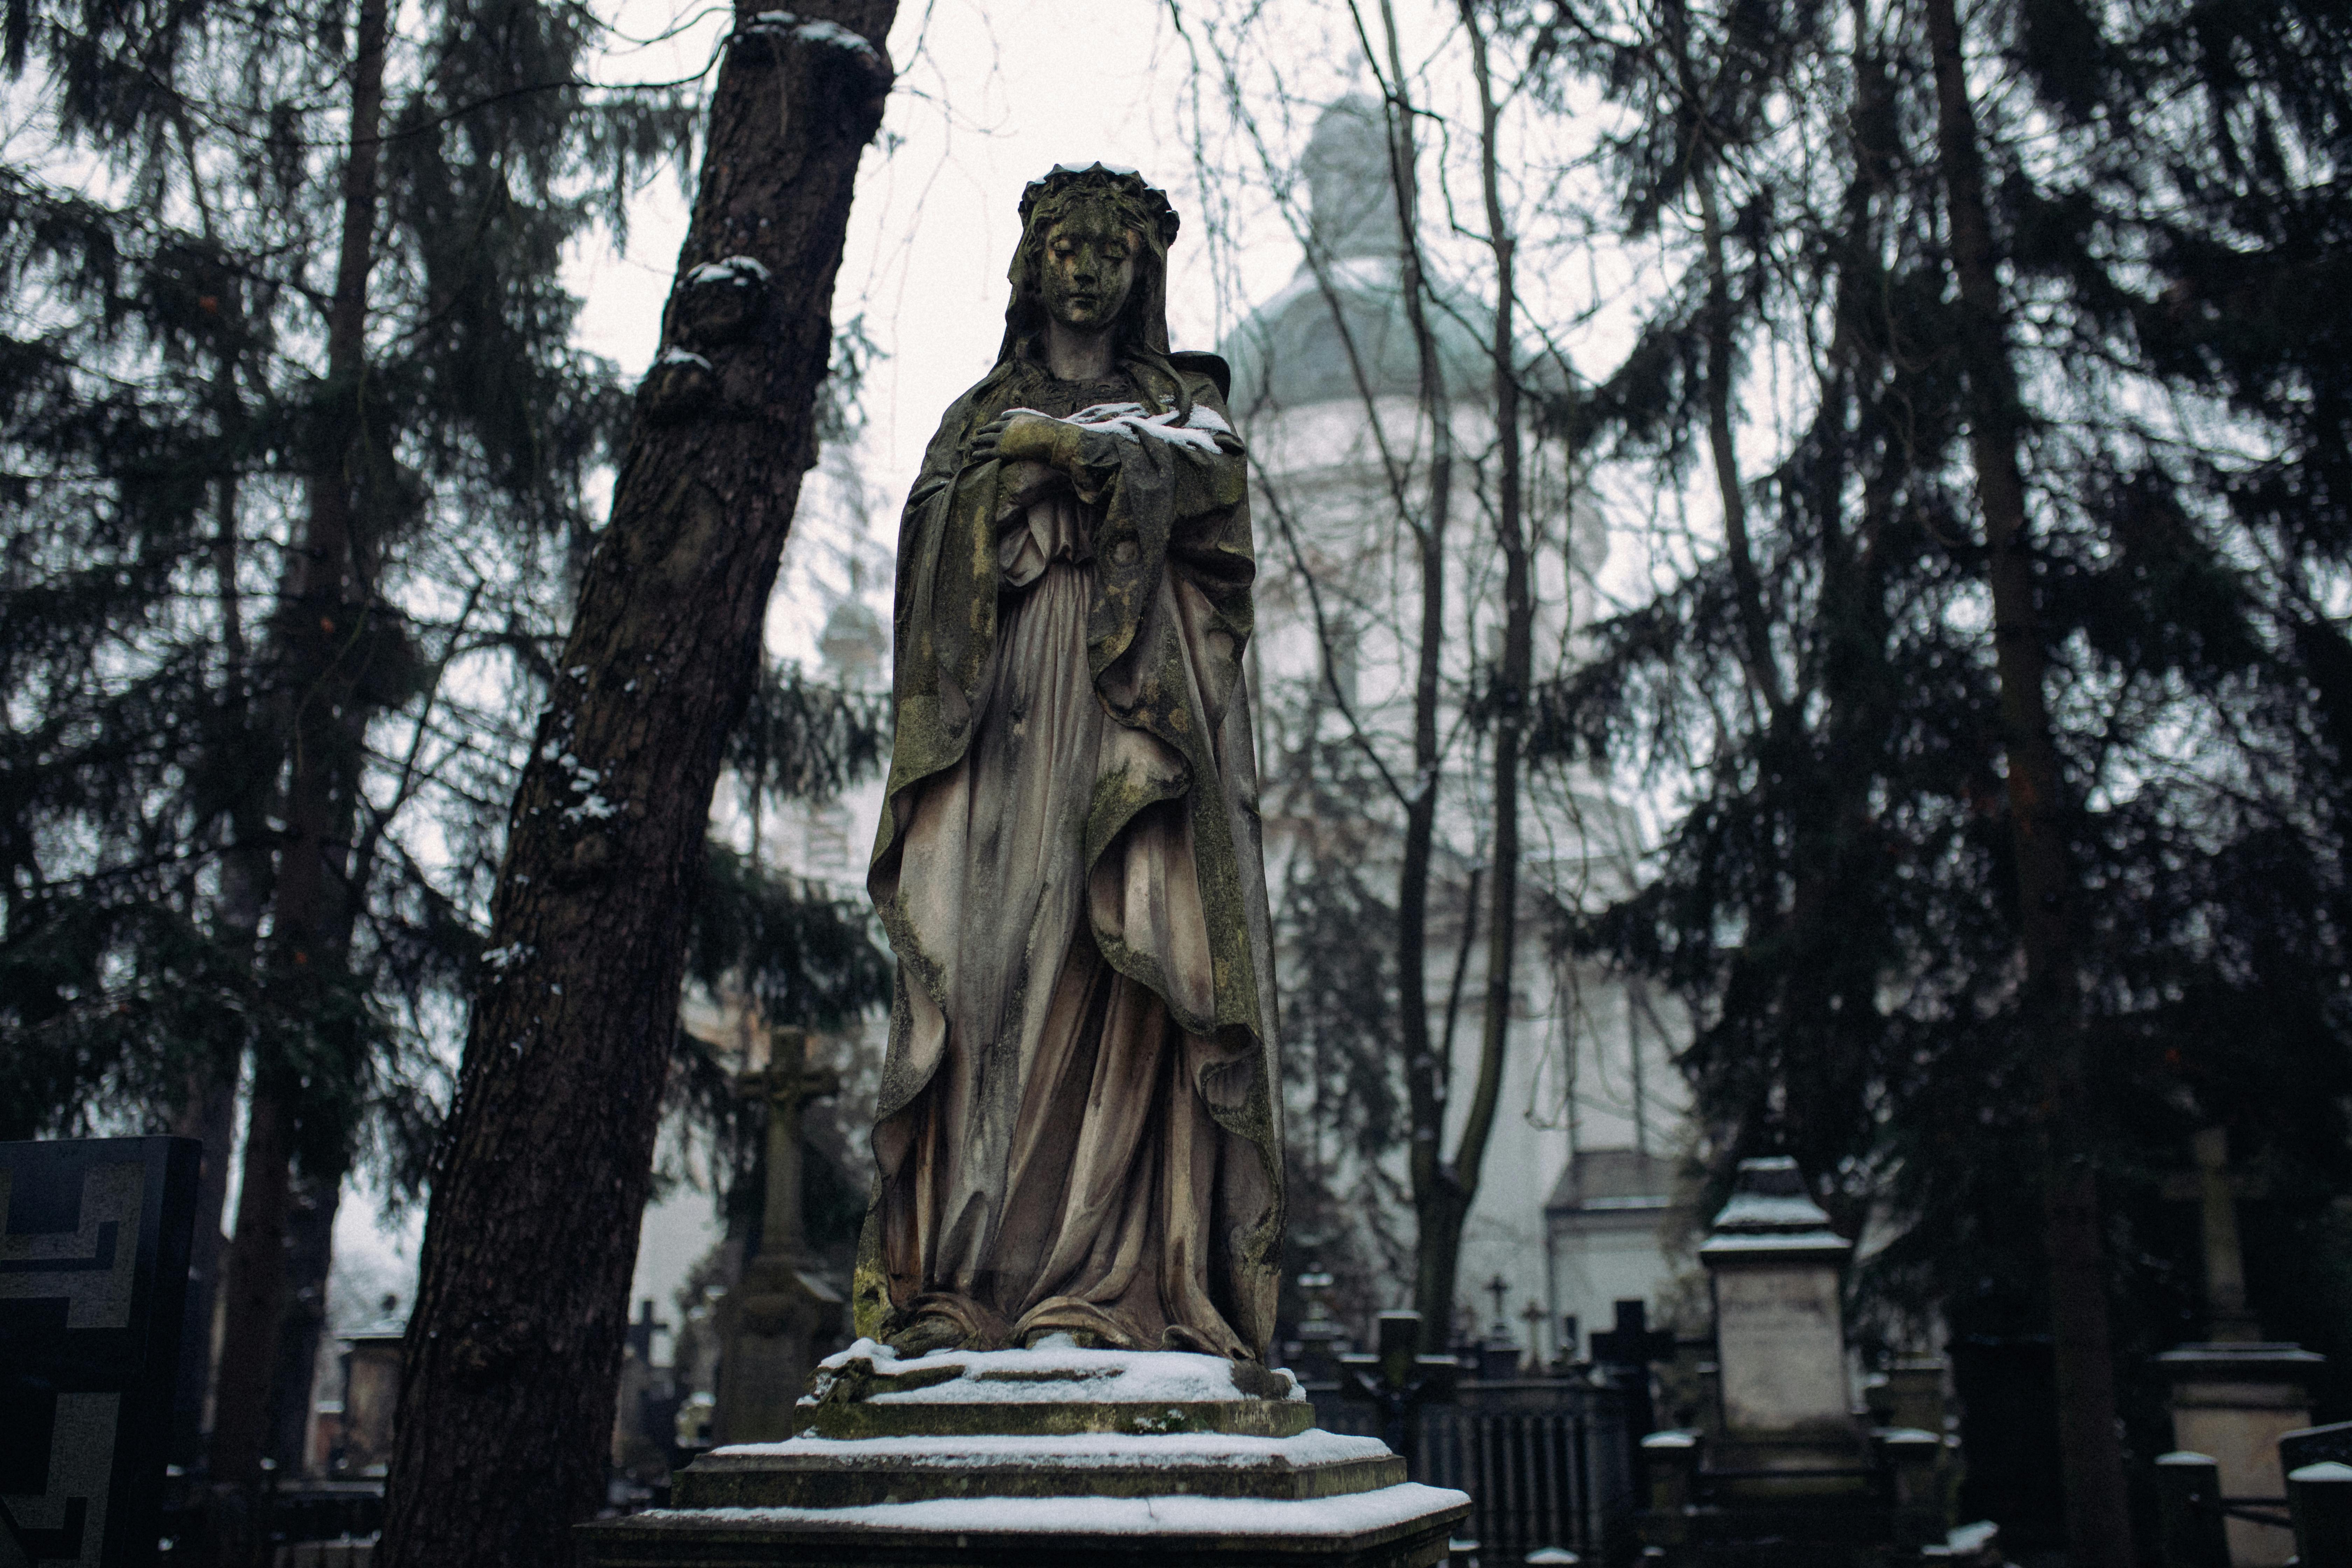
[
  {"xmin": 818, "ymin": 594, "xmax": 886, "ymax": 689},
  {"xmin": 1218, "ymin": 95, "xmax": 1493, "ymax": 419}
]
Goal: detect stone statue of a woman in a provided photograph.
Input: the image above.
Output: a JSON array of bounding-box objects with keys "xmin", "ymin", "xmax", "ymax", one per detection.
[{"xmin": 854, "ymin": 164, "xmax": 1283, "ymax": 1363}]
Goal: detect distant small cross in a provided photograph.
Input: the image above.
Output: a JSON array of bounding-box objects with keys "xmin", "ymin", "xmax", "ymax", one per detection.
[
  {"xmin": 626, "ymin": 1297, "xmax": 670, "ymax": 1363},
  {"xmin": 1485, "ymin": 1274, "xmax": 1511, "ymax": 1335}
]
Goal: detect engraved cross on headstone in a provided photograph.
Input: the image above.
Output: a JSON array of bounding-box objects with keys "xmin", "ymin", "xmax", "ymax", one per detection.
[{"xmin": 2162, "ymin": 1127, "xmax": 2266, "ymax": 1343}]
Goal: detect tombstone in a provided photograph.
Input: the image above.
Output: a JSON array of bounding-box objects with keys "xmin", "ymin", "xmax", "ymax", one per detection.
[
  {"xmin": 335, "ymin": 1295, "xmax": 406, "ymax": 1477},
  {"xmin": 1696, "ymin": 1157, "xmax": 1854, "ymax": 1462},
  {"xmin": 2156, "ymin": 1127, "xmax": 2323, "ymax": 1568},
  {"xmin": 2288, "ymin": 1461, "xmax": 2352, "ymax": 1567},
  {"xmin": 1633, "ymin": 1156, "xmax": 1991, "ymax": 1564},
  {"xmin": 2153, "ymin": 1451, "xmax": 2231, "ymax": 1568},
  {"xmin": 1863, "ymin": 1357, "xmax": 1949, "ymax": 1439},
  {"xmin": 1, "ymin": 1136, "xmax": 201, "ymax": 1568},
  {"xmin": 1948, "ymin": 1335, "xmax": 2064, "ymax": 1550},
  {"xmin": 709, "ymin": 1032, "xmax": 845, "ymax": 1445}
]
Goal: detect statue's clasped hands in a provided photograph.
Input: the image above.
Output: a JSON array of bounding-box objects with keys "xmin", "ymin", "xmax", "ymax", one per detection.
[{"xmin": 971, "ymin": 411, "xmax": 1068, "ymax": 469}]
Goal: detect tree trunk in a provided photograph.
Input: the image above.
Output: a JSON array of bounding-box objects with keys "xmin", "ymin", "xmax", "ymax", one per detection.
[
  {"xmin": 174, "ymin": 366, "xmax": 279, "ymax": 1475},
  {"xmin": 377, "ymin": 8, "xmax": 893, "ymax": 1564},
  {"xmin": 1455, "ymin": 0, "xmax": 1531, "ymax": 1239},
  {"xmin": 1420, "ymin": 0, "xmax": 1536, "ymax": 1348},
  {"xmin": 1368, "ymin": 0, "xmax": 1465, "ymax": 1353},
  {"xmin": 270, "ymin": 1162, "xmax": 345, "ymax": 1471},
  {"xmin": 207, "ymin": 0, "xmax": 391, "ymax": 1491},
  {"xmin": 210, "ymin": 1077, "xmax": 298, "ymax": 1488},
  {"xmin": 1921, "ymin": 0, "xmax": 2133, "ymax": 1558}
]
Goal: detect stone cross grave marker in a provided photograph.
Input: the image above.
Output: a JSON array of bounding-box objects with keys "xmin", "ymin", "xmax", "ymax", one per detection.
[
  {"xmin": 712, "ymin": 1030, "xmax": 845, "ymax": 1444},
  {"xmin": 1474, "ymin": 1275, "xmax": 1520, "ymax": 1380},
  {"xmin": 2156, "ymin": 1128, "xmax": 2319, "ymax": 1567},
  {"xmin": 2163, "ymin": 1125, "xmax": 2266, "ymax": 1342},
  {"xmin": 1589, "ymin": 1298, "xmax": 1675, "ymax": 1437},
  {"xmin": 2, "ymin": 1137, "xmax": 200, "ymax": 1568}
]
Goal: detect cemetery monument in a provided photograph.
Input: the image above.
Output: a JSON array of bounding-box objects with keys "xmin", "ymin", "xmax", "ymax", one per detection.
[
  {"xmin": 1, "ymin": 1136, "xmax": 201, "ymax": 1568},
  {"xmin": 2155, "ymin": 1127, "xmax": 2323, "ymax": 1567},
  {"xmin": 581, "ymin": 163, "xmax": 1468, "ymax": 1566}
]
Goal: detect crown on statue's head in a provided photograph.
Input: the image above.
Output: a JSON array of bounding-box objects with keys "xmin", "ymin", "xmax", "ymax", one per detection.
[{"xmin": 1017, "ymin": 162, "xmax": 1180, "ymax": 247}]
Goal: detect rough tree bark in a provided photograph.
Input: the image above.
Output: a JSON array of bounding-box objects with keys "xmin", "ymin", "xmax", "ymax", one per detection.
[
  {"xmin": 1922, "ymin": 0, "xmax": 2134, "ymax": 1558},
  {"xmin": 208, "ymin": 0, "xmax": 390, "ymax": 1488},
  {"xmin": 377, "ymin": 6, "xmax": 893, "ymax": 1564}
]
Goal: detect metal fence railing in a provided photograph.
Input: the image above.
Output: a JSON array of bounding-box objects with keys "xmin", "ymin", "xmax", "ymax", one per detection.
[{"xmin": 1309, "ymin": 1378, "xmax": 1638, "ymax": 1563}]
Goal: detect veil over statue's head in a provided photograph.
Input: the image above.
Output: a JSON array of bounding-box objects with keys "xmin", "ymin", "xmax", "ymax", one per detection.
[{"xmin": 990, "ymin": 163, "xmax": 1190, "ymax": 413}]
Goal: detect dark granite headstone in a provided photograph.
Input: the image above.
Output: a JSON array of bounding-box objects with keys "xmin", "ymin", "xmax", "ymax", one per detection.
[{"xmin": 2, "ymin": 1137, "xmax": 200, "ymax": 1568}]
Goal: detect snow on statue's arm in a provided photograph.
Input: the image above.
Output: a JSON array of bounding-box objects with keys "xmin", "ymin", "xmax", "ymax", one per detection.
[{"xmin": 996, "ymin": 399, "xmax": 1245, "ymax": 512}]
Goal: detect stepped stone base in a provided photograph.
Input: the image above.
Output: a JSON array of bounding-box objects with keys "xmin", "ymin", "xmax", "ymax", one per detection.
[{"xmin": 579, "ymin": 1341, "xmax": 1468, "ymax": 1568}]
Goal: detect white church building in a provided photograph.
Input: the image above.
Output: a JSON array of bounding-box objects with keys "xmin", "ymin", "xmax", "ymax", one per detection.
[{"xmin": 1213, "ymin": 94, "xmax": 1695, "ymax": 1363}]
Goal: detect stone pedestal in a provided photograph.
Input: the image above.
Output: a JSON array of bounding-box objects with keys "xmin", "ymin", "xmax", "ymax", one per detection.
[
  {"xmin": 2159, "ymin": 1342, "xmax": 2323, "ymax": 1567},
  {"xmin": 580, "ymin": 1341, "xmax": 1469, "ymax": 1567}
]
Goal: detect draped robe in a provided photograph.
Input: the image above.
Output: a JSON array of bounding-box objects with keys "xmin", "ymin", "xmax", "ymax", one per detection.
[{"xmin": 854, "ymin": 361, "xmax": 1284, "ymax": 1360}]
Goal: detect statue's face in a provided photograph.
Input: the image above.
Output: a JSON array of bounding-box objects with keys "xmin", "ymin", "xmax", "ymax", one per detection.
[{"xmin": 1039, "ymin": 214, "xmax": 1140, "ymax": 336}]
